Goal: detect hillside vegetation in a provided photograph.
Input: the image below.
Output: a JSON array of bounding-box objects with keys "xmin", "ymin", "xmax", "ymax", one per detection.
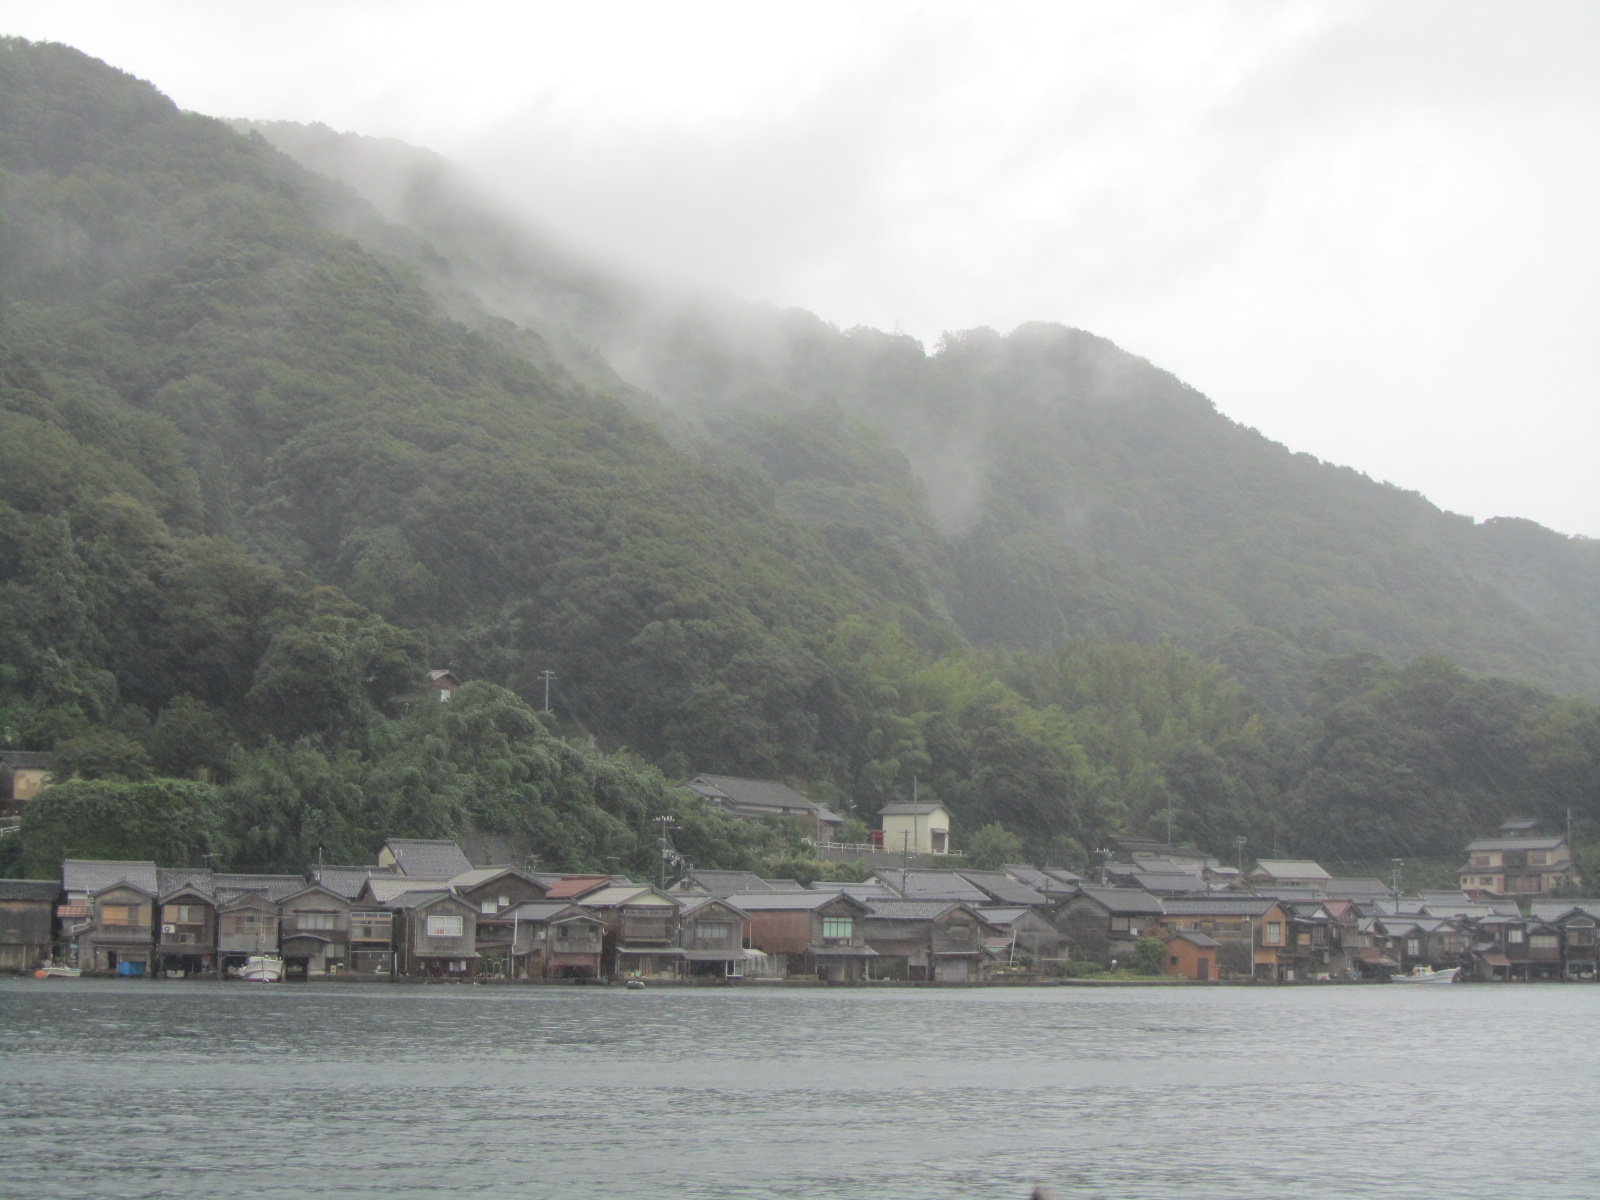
[{"xmin": 1, "ymin": 40, "xmax": 1596, "ymax": 880}]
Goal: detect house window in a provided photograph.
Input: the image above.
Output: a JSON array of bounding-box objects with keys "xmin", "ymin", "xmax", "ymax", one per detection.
[
  {"xmin": 298, "ymin": 911, "xmax": 337, "ymax": 931},
  {"xmin": 1567, "ymin": 925, "xmax": 1595, "ymax": 946},
  {"xmin": 1528, "ymin": 852, "xmax": 1546, "ymax": 867},
  {"xmin": 694, "ymin": 921, "xmax": 734, "ymax": 942},
  {"xmin": 100, "ymin": 905, "xmax": 138, "ymax": 926},
  {"xmin": 1471, "ymin": 854, "xmax": 1490, "ymax": 867},
  {"xmin": 480, "ymin": 901, "xmax": 499, "ymax": 914},
  {"xmin": 1529, "ymin": 935, "xmax": 1559, "ymax": 951},
  {"xmin": 1264, "ymin": 922, "xmax": 1283, "ymax": 946},
  {"xmin": 163, "ymin": 904, "xmax": 204, "ymax": 923},
  {"xmin": 821, "ymin": 917, "xmax": 855, "ymax": 940},
  {"xmin": 1506, "ymin": 928, "xmax": 1525, "ymax": 944},
  {"xmin": 426, "ymin": 914, "xmax": 465, "ymax": 939},
  {"xmin": 350, "ymin": 912, "xmax": 392, "ymax": 940},
  {"xmin": 1406, "ymin": 937, "xmax": 1421, "ymax": 956}
]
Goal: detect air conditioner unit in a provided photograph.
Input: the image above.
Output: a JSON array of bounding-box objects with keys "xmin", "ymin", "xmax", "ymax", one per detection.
[{"xmin": 162, "ymin": 924, "xmax": 177, "ymax": 934}]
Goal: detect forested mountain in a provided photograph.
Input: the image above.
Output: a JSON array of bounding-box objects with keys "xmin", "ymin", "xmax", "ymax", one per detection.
[{"xmin": 1, "ymin": 40, "xmax": 1595, "ymax": 880}]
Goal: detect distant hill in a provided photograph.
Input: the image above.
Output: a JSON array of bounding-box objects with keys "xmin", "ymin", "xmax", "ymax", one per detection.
[
  {"xmin": 249, "ymin": 121, "xmax": 1600, "ymax": 706},
  {"xmin": 0, "ymin": 40, "xmax": 1594, "ymax": 876}
]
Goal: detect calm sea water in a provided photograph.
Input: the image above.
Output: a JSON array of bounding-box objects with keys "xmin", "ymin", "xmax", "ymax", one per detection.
[{"xmin": 1, "ymin": 978, "xmax": 1596, "ymax": 1199}]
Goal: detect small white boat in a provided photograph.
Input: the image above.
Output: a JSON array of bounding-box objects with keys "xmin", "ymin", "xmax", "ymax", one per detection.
[
  {"xmin": 33, "ymin": 964, "xmax": 82, "ymax": 979},
  {"xmin": 240, "ymin": 954, "xmax": 284, "ymax": 983},
  {"xmin": 1391, "ymin": 965, "xmax": 1459, "ymax": 984}
]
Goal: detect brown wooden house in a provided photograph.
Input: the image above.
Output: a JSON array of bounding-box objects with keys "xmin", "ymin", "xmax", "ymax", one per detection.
[
  {"xmin": 677, "ymin": 896, "xmax": 752, "ymax": 979},
  {"xmin": 505, "ymin": 902, "xmax": 606, "ymax": 979},
  {"xmin": 154, "ymin": 883, "xmax": 216, "ymax": 978},
  {"xmin": 1163, "ymin": 930, "xmax": 1221, "ymax": 980},
  {"xmin": 83, "ymin": 882, "xmax": 157, "ymax": 976},
  {"xmin": 390, "ymin": 889, "xmax": 478, "ymax": 978},
  {"xmin": 216, "ymin": 892, "xmax": 281, "ymax": 975},
  {"xmin": 726, "ymin": 891, "xmax": 876, "ymax": 981},
  {"xmin": 0, "ymin": 879, "xmax": 59, "ymax": 971},
  {"xmin": 279, "ymin": 883, "xmax": 352, "ymax": 977}
]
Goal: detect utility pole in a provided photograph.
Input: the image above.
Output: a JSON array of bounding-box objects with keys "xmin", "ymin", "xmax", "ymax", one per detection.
[
  {"xmin": 1233, "ymin": 836, "xmax": 1247, "ymax": 875},
  {"xmin": 538, "ymin": 669, "xmax": 555, "ymax": 712},
  {"xmin": 1391, "ymin": 858, "xmax": 1404, "ymax": 908},
  {"xmin": 657, "ymin": 815, "xmax": 676, "ymax": 890}
]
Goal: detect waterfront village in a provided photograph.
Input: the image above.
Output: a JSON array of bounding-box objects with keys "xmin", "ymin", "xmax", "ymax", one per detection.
[{"xmin": 0, "ymin": 769, "xmax": 1595, "ymax": 985}]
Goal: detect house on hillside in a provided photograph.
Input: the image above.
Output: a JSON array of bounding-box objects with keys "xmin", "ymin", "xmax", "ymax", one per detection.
[
  {"xmin": 1458, "ymin": 818, "xmax": 1581, "ymax": 899},
  {"xmin": 377, "ymin": 838, "xmax": 474, "ymax": 879},
  {"xmin": 878, "ymin": 801, "xmax": 951, "ymax": 856},
  {"xmin": 687, "ymin": 774, "xmax": 846, "ymax": 841},
  {"xmin": 1247, "ymin": 860, "xmax": 1332, "ymax": 891},
  {"xmin": 0, "ymin": 751, "xmax": 53, "ymax": 817}
]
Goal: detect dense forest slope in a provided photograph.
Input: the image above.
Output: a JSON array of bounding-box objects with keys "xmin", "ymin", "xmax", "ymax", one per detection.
[
  {"xmin": 1, "ymin": 40, "xmax": 1595, "ymax": 879},
  {"xmin": 250, "ymin": 121, "xmax": 1600, "ymax": 704}
]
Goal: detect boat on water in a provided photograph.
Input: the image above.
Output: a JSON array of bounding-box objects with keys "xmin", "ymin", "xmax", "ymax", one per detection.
[
  {"xmin": 1391, "ymin": 965, "xmax": 1459, "ymax": 984},
  {"xmin": 33, "ymin": 964, "xmax": 82, "ymax": 979},
  {"xmin": 240, "ymin": 954, "xmax": 284, "ymax": 983}
]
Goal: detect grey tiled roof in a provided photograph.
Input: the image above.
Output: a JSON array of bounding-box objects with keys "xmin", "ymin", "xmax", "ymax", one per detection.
[
  {"xmin": 687, "ymin": 775, "xmax": 844, "ymax": 824},
  {"xmin": 157, "ymin": 867, "xmax": 216, "ymax": 897},
  {"xmin": 862, "ymin": 898, "xmax": 969, "ymax": 921},
  {"xmin": 1064, "ymin": 887, "xmax": 1165, "ymax": 915},
  {"xmin": 306, "ymin": 865, "xmax": 394, "ymax": 899},
  {"xmin": 955, "ymin": 871, "xmax": 1046, "ymax": 906},
  {"xmin": 870, "ymin": 869, "xmax": 989, "ymax": 902},
  {"xmin": 0, "ymin": 878, "xmax": 59, "ymax": 902},
  {"xmin": 62, "ymin": 859, "xmax": 158, "ymax": 897},
  {"xmin": 212, "ymin": 874, "xmax": 306, "ymax": 902},
  {"xmin": 384, "ymin": 839, "xmax": 474, "ymax": 878},
  {"xmin": 676, "ymin": 870, "xmax": 774, "ymax": 897},
  {"xmin": 727, "ymin": 891, "xmax": 863, "ymax": 913},
  {"xmin": 1160, "ymin": 897, "xmax": 1279, "ymax": 917},
  {"xmin": 1462, "ymin": 835, "xmax": 1568, "ymax": 852}
]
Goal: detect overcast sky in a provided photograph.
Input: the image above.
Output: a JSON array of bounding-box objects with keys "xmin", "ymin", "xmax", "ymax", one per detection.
[{"xmin": 8, "ymin": 1, "xmax": 1598, "ymax": 537}]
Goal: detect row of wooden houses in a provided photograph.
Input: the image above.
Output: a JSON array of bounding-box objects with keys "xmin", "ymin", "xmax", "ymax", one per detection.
[{"xmin": 4, "ymin": 838, "xmax": 1595, "ymax": 983}]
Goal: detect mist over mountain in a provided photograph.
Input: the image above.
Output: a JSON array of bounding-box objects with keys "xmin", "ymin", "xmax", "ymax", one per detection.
[
  {"xmin": 2, "ymin": 40, "xmax": 1595, "ymax": 878},
  {"xmin": 251, "ymin": 118, "xmax": 1600, "ymax": 702}
]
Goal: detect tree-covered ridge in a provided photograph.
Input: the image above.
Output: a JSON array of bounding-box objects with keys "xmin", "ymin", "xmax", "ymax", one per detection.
[
  {"xmin": 0, "ymin": 40, "xmax": 1595, "ymax": 883},
  {"xmin": 246, "ymin": 118, "xmax": 1600, "ymax": 699}
]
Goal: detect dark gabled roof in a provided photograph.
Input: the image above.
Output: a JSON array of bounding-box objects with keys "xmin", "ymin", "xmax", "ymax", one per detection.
[
  {"xmin": 1248, "ymin": 859, "xmax": 1332, "ymax": 881},
  {"xmin": 1158, "ymin": 897, "xmax": 1280, "ymax": 917},
  {"xmin": 999, "ymin": 865, "xmax": 1079, "ymax": 894},
  {"xmin": 386, "ymin": 888, "xmax": 461, "ymax": 911},
  {"xmin": 306, "ymin": 864, "xmax": 394, "ymax": 899},
  {"xmin": 675, "ymin": 869, "xmax": 776, "ymax": 897},
  {"xmin": 1528, "ymin": 900, "xmax": 1600, "ymax": 922},
  {"xmin": 678, "ymin": 895, "xmax": 751, "ymax": 919},
  {"xmin": 869, "ymin": 869, "xmax": 989, "ymax": 902},
  {"xmin": 1321, "ymin": 878, "xmax": 1396, "ymax": 899},
  {"xmin": 863, "ymin": 898, "xmax": 969, "ymax": 921},
  {"xmin": 1062, "ymin": 886, "xmax": 1164, "ymax": 915},
  {"xmin": 954, "ymin": 870, "xmax": 1046, "ymax": 906},
  {"xmin": 807, "ymin": 881, "xmax": 900, "ymax": 900},
  {"xmin": 1463, "ymin": 836, "xmax": 1568, "ymax": 852},
  {"xmin": 62, "ymin": 859, "xmax": 158, "ymax": 896},
  {"xmin": 157, "ymin": 867, "xmax": 216, "ymax": 898},
  {"xmin": 543, "ymin": 875, "xmax": 619, "ymax": 900},
  {"xmin": 213, "ymin": 873, "xmax": 306, "ymax": 903},
  {"xmin": 505, "ymin": 902, "xmax": 603, "ymax": 923},
  {"xmin": 727, "ymin": 891, "xmax": 867, "ymax": 914},
  {"xmin": 687, "ymin": 774, "xmax": 844, "ymax": 824},
  {"xmin": 0, "ymin": 878, "xmax": 59, "ymax": 902},
  {"xmin": 1167, "ymin": 930, "xmax": 1222, "ymax": 948},
  {"xmin": 383, "ymin": 838, "xmax": 474, "ymax": 878}
]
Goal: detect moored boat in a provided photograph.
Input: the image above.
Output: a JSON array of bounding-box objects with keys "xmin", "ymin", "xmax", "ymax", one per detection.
[
  {"xmin": 240, "ymin": 954, "xmax": 284, "ymax": 983},
  {"xmin": 33, "ymin": 964, "xmax": 82, "ymax": 979},
  {"xmin": 1391, "ymin": 965, "xmax": 1459, "ymax": 984}
]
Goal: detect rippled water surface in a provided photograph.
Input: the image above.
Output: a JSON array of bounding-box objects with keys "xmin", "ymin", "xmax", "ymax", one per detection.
[{"xmin": 2, "ymin": 979, "xmax": 1596, "ymax": 1199}]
